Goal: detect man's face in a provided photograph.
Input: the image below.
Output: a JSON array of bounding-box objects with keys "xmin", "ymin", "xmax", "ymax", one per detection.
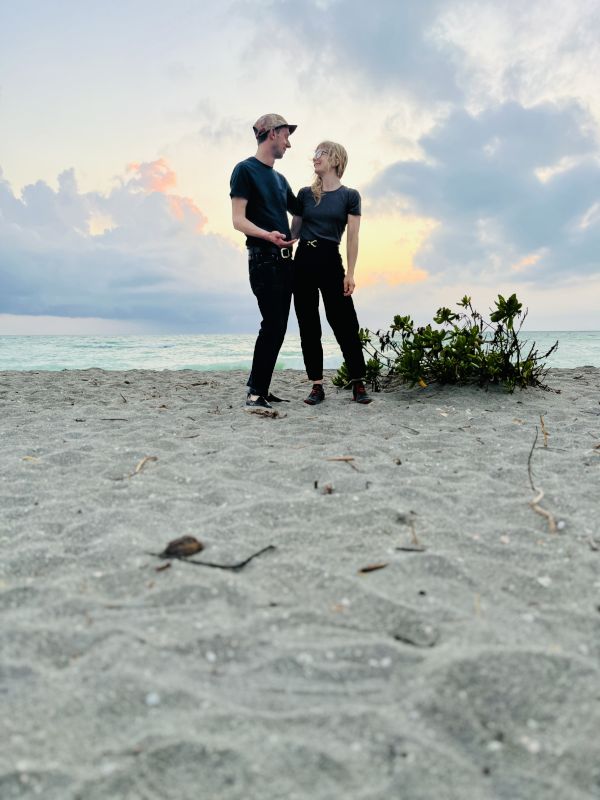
[{"xmin": 272, "ymin": 127, "xmax": 291, "ymax": 159}]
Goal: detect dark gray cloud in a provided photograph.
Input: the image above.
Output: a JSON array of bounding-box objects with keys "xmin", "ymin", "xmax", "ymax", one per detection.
[
  {"xmin": 368, "ymin": 101, "xmax": 600, "ymax": 281},
  {"xmin": 238, "ymin": 0, "xmax": 459, "ymax": 103},
  {"xmin": 0, "ymin": 163, "xmax": 256, "ymax": 331}
]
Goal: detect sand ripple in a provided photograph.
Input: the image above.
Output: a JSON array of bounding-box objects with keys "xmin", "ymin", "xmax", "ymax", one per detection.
[{"xmin": 1, "ymin": 367, "xmax": 599, "ymax": 798}]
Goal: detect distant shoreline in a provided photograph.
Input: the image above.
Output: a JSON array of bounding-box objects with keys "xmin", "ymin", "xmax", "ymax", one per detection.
[{"xmin": 1, "ymin": 331, "xmax": 599, "ymax": 371}]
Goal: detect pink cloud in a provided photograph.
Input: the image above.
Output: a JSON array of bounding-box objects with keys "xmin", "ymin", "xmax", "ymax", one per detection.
[
  {"xmin": 125, "ymin": 158, "xmax": 207, "ymax": 232},
  {"xmin": 167, "ymin": 195, "xmax": 206, "ymax": 233},
  {"xmin": 126, "ymin": 157, "xmax": 176, "ymax": 192}
]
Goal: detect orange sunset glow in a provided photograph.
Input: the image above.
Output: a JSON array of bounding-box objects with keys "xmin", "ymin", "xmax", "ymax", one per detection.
[{"xmin": 1, "ymin": 1, "xmax": 598, "ymax": 333}]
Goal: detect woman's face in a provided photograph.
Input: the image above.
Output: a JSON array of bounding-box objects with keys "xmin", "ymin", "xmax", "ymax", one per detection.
[{"xmin": 312, "ymin": 146, "xmax": 335, "ymax": 177}]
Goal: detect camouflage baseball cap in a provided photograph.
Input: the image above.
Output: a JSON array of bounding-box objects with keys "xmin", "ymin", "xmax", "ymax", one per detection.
[{"xmin": 252, "ymin": 113, "xmax": 297, "ymax": 139}]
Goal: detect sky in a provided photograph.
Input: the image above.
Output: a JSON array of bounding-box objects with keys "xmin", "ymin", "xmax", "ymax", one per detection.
[{"xmin": 1, "ymin": 0, "xmax": 599, "ymax": 334}]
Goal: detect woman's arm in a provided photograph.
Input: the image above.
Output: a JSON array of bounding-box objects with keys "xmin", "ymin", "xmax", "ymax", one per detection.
[
  {"xmin": 344, "ymin": 214, "xmax": 360, "ymax": 296},
  {"xmin": 290, "ymin": 214, "xmax": 302, "ymax": 240}
]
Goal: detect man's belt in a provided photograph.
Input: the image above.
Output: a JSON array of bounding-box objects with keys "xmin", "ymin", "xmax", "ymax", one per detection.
[{"xmin": 247, "ymin": 244, "xmax": 292, "ymax": 260}]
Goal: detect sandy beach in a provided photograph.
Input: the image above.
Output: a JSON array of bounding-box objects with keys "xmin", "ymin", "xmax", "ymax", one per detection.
[{"xmin": 1, "ymin": 366, "xmax": 599, "ymax": 799}]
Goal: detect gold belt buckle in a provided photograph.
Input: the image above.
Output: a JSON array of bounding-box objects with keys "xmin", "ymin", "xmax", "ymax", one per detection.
[
  {"xmin": 280, "ymin": 247, "xmax": 291, "ymax": 259},
  {"xmin": 307, "ymin": 240, "xmax": 317, "ymax": 248}
]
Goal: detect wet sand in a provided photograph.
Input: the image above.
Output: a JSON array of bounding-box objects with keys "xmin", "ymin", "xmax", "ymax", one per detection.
[{"xmin": 1, "ymin": 367, "xmax": 599, "ymax": 799}]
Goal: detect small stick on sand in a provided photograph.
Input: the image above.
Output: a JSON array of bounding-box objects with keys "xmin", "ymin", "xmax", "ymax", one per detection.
[
  {"xmin": 159, "ymin": 544, "xmax": 276, "ymax": 572},
  {"xmin": 358, "ymin": 562, "xmax": 388, "ymax": 574},
  {"xmin": 132, "ymin": 455, "xmax": 158, "ymax": 476},
  {"xmin": 540, "ymin": 414, "xmax": 549, "ymax": 447},
  {"xmin": 530, "ymin": 489, "xmax": 557, "ymax": 532},
  {"xmin": 395, "ymin": 515, "xmax": 427, "ymax": 552},
  {"xmin": 527, "ymin": 428, "xmax": 557, "ymax": 533},
  {"xmin": 246, "ymin": 408, "xmax": 283, "ymax": 419},
  {"xmin": 527, "ymin": 428, "xmax": 538, "ymax": 489},
  {"xmin": 111, "ymin": 455, "xmax": 158, "ymax": 481},
  {"xmin": 326, "ymin": 456, "xmax": 359, "ymax": 472},
  {"xmin": 409, "ymin": 518, "xmax": 420, "ymax": 547}
]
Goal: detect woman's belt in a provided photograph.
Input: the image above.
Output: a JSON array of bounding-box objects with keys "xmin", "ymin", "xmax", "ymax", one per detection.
[{"xmin": 299, "ymin": 237, "xmax": 339, "ymax": 249}]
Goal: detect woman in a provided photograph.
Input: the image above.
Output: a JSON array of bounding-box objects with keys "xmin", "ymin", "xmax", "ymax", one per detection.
[{"xmin": 291, "ymin": 141, "xmax": 372, "ymax": 405}]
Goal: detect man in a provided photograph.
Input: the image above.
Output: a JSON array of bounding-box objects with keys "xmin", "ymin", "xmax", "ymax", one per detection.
[{"xmin": 230, "ymin": 113, "xmax": 298, "ymax": 408}]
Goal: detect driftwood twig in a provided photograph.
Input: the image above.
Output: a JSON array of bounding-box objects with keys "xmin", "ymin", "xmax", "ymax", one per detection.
[
  {"xmin": 150, "ymin": 545, "xmax": 276, "ymax": 572},
  {"xmin": 540, "ymin": 414, "xmax": 549, "ymax": 447},
  {"xmin": 358, "ymin": 562, "xmax": 388, "ymax": 574},
  {"xmin": 326, "ymin": 455, "xmax": 359, "ymax": 472},
  {"xmin": 132, "ymin": 456, "xmax": 158, "ymax": 476},
  {"xmin": 111, "ymin": 455, "xmax": 158, "ymax": 481},
  {"xmin": 527, "ymin": 427, "xmax": 557, "ymax": 533}
]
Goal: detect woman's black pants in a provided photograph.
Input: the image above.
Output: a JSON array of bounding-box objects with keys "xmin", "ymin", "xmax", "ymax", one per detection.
[{"xmin": 293, "ymin": 239, "xmax": 366, "ymax": 381}]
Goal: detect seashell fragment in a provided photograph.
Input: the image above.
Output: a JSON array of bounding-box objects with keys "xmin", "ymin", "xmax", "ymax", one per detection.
[{"xmin": 159, "ymin": 536, "xmax": 204, "ymax": 559}]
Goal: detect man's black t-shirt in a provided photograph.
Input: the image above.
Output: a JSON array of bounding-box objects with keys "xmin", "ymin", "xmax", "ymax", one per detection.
[{"xmin": 230, "ymin": 157, "xmax": 297, "ymax": 248}]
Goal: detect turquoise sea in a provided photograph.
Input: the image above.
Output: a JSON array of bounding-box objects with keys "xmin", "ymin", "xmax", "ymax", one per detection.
[{"xmin": 0, "ymin": 332, "xmax": 599, "ymax": 371}]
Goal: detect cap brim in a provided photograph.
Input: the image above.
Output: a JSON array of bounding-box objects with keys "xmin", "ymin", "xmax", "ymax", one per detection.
[{"xmin": 253, "ymin": 123, "xmax": 297, "ymax": 138}]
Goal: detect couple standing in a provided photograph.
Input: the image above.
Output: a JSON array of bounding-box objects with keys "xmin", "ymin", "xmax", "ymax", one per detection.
[{"xmin": 230, "ymin": 113, "xmax": 371, "ymax": 409}]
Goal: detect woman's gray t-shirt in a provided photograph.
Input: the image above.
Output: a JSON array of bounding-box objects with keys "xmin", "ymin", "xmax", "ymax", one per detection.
[{"xmin": 297, "ymin": 186, "xmax": 361, "ymax": 244}]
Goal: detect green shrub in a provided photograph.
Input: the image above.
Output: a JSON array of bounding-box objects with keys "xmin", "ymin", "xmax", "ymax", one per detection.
[
  {"xmin": 332, "ymin": 346, "xmax": 383, "ymax": 389},
  {"xmin": 334, "ymin": 294, "xmax": 557, "ymax": 393}
]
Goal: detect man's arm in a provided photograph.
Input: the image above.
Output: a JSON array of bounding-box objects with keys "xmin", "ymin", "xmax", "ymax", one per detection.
[
  {"xmin": 344, "ymin": 214, "xmax": 360, "ymax": 296},
  {"xmin": 231, "ymin": 197, "xmax": 295, "ymax": 247}
]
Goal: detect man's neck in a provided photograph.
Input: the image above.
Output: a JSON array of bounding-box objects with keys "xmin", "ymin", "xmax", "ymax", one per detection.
[{"xmin": 255, "ymin": 146, "xmax": 275, "ymax": 167}]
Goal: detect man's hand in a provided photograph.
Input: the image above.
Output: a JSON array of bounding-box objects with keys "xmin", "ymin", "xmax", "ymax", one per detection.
[
  {"xmin": 343, "ymin": 275, "xmax": 356, "ymax": 296},
  {"xmin": 266, "ymin": 230, "xmax": 297, "ymax": 248}
]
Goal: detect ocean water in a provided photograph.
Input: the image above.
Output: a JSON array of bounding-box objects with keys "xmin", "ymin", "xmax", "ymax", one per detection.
[{"xmin": 0, "ymin": 331, "xmax": 598, "ymax": 372}]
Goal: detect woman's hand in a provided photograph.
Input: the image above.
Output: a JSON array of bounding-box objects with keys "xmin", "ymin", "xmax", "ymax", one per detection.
[{"xmin": 343, "ymin": 275, "xmax": 356, "ymax": 296}]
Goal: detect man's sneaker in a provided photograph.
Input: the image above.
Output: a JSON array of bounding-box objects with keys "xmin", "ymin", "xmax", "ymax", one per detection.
[
  {"xmin": 304, "ymin": 384, "xmax": 325, "ymax": 405},
  {"xmin": 352, "ymin": 381, "xmax": 372, "ymax": 404},
  {"xmin": 245, "ymin": 394, "xmax": 272, "ymax": 409}
]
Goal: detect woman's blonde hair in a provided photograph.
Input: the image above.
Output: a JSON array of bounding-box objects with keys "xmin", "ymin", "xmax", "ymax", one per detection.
[{"xmin": 311, "ymin": 141, "xmax": 348, "ymax": 205}]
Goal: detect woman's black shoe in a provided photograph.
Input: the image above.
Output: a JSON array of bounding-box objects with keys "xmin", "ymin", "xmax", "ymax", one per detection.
[
  {"xmin": 352, "ymin": 381, "xmax": 372, "ymax": 404},
  {"xmin": 304, "ymin": 384, "xmax": 325, "ymax": 405}
]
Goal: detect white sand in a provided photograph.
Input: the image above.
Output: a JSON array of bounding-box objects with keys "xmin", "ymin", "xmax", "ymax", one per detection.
[{"xmin": 1, "ymin": 367, "xmax": 599, "ymax": 799}]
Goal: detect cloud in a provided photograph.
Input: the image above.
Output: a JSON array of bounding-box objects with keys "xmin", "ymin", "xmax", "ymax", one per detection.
[
  {"xmin": 367, "ymin": 100, "xmax": 600, "ymax": 282},
  {"xmin": 252, "ymin": 0, "xmax": 600, "ymax": 120},
  {"xmin": 432, "ymin": 0, "xmax": 600, "ymax": 118},
  {"xmin": 0, "ymin": 161, "xmax": 255, "ymax": 331},
  {"xmin": 125, "ymin": 158, "xmax": 179, "ymax": 194},
  {"xmin": 238, "ymin": 0, "xmax": 460, "ymax": 104}
]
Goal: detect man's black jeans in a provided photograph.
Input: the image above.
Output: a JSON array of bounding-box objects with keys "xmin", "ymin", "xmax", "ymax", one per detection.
[
  {"xmin": 293, "ymin": 239, "xmax": 366, "ymax": 382},
  {"xmin": 247, "ymin": 249, "xmax": 293, "ymax": 397}
]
